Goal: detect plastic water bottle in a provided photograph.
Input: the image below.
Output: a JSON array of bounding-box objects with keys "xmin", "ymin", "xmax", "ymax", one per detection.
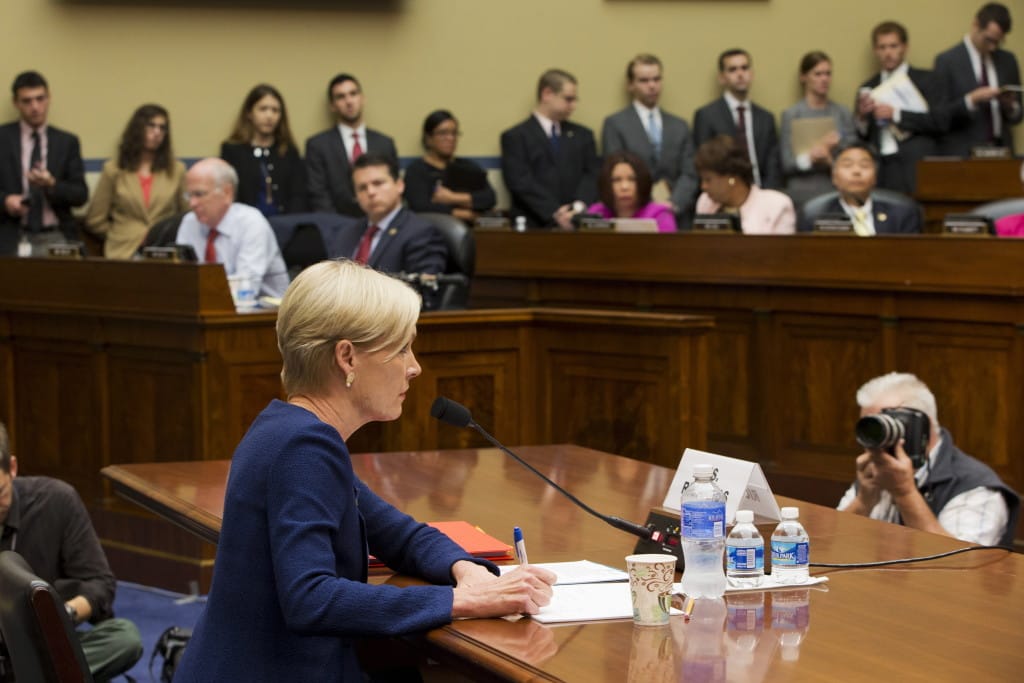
[
  {"xmin": 726, "ymin": 509, "xmax": 764, "ymax": 588},
  {"xmin": 680, "ymin": 464, "xmax": 727, "ymax": 598},
  {"xmin": 770, "ymin": 507, "xmax": 809, "ymax": 584}
]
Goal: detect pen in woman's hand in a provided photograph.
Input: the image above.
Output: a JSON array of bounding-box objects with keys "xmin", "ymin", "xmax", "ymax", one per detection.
[{"xmin": 513, "ymin": 526, "xmax": 529, "ymax": 565}]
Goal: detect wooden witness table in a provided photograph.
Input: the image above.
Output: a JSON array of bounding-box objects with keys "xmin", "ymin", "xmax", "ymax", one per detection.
[{"xmin": 102, "ymin": 445, "xmax": 1024, "ymax": 682}]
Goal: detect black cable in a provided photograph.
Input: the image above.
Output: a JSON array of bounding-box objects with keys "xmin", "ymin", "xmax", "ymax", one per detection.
[{"xmin": 809, "ymin": 544, "xmax": 1014, "ymax": 568}]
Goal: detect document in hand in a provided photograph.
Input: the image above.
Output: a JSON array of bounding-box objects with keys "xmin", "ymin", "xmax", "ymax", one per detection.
[{"xmin": 871, "ymin": 72, "xmax": 929, "ymax": 113}]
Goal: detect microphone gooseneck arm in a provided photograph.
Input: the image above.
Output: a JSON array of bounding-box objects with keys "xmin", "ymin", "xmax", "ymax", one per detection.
[{"xmin": 430, "ymin": 396, "xmax": 652, "ymax": 541}]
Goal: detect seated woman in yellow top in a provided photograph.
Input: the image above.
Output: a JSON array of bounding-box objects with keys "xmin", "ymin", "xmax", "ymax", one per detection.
[{"xmin": 85, "ymin": 104, "xmax": 187, "ymax": 258}]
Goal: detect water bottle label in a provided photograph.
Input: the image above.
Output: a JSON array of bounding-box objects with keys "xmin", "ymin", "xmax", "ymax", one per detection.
[
  {"xmin": 682, "ymin": 501, "xmax": 725, "ymax": 539},
  {"xmin": 770, "ymin": 541, "xmax": 809, "ymax": 566},
  {"xmin": 727, "ymin": 545, "xmax": 764, "ymax": 571}
]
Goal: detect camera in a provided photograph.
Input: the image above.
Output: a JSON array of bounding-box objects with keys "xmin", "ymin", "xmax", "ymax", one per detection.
[{"xmin": 855, "ymin": 407, "xmax": 931, "ymax": 468}]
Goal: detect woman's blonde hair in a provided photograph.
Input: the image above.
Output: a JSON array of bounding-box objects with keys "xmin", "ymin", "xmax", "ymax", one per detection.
[{"xmin": 276, "ymin": 260, "xmax": 420, "ymax": 396}]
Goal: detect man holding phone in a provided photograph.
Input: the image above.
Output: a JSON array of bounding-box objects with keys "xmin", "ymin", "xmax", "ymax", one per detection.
[
  {"xmin": 0, "ymin": 70, "xmax": 88, "ymax": 256},
  {"xmin": 837, "ymin": 372, "xmax": 1019, "ymax": 546}
]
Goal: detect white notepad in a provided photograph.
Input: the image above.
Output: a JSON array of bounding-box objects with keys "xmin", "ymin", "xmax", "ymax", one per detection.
[{"xmin": 498, "ymin": 560, "xmax": 628, "ymax": 585}]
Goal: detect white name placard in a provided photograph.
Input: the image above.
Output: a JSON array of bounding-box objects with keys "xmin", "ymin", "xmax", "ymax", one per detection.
[{"xmin": 662, "ymin": 448, "xmax": 781, "ymax": 524}]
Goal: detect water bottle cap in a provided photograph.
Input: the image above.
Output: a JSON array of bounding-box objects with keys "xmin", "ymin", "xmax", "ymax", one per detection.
[
  {"xmin": 693, "ymin": 464, "xmax": 714, "ymax": 477},
  {"xmin": 781, "ymin": 506, "xmax": 799, "ymax": 519},
  {"xmin": 735, "ymin": 509, "xmax": 754, "ymax": 524}
]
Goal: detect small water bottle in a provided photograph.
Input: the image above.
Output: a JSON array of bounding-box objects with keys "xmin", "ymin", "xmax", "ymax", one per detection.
[
  {"xmin": 770, "ymin": 507, "xmax": 809, "ymax": 584},
  {"xmin": 680, "ymin": 464, "xmax": 727, "ymax": 598},
  {"xmin": 514, "ymin": 215, "xmax": 527, "ymax": 232},
  {"xmin": 726, "ymin": 509, "xmax": 764, "ymax": 588}
]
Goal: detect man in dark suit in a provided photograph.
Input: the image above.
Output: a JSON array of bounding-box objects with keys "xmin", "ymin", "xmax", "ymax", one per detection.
[
  {"xmin": 602, "ymin": 54, "xmax": 698, "ymax": 220},
  {"xmin": 332, "ymin": 152, "xmax": 447, "ymax": 308},
  {"xmin": 854, "ymin": 22, "xmax": 948, "ymax": 195},
  {"xmin": 693, "ymin": 49, "xmax": 782, "ymax": 190},
  {"xmin": 933, "ymin": 3, "xmax": 1022, "ymax": 155},
  {"xmin": 800, "ymin": 141, "xmax": 921, "ymax": 234},
  {"xmin": 0, "ymin": 71, "xmax": 87, "ymax": 256},
  {"xmin": 305, "ymin": 74, "xmax": 398, "ymax": 217},
  {"xmin": 500, "ymin": 69, "xmax": 599, "ymax": 229}
]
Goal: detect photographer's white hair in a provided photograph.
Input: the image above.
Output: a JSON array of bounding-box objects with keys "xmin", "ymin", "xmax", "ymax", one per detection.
[{"xmin": 856, "ymin": 372, "xmax": 939, "ymax": 432}]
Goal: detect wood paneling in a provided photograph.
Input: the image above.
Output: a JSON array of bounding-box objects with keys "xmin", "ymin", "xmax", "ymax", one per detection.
[
  {"xmin": 915, "ymin": 158, "xmax": 1022, "ymax": 232},
  {"xmin": 471, "ymin": 232, "xmax": 1024, "ymax": 537},
  {"xmin": 0, "ymin": 260, "xmax": 711, "ymax": 589}
]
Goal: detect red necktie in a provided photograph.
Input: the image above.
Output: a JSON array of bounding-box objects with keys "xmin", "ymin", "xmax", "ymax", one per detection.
[
  {"xmin": 205, "ymin": 227, "xmax": 219, "ymax": 263},
  {"xmin": 979, "ymin": 61, "xmax": 995, "ymax": 143},
  {"xmin": 735, "ymin": 105, "xmax": 749, "ymax": 154},
  {"xmin": 351, "ymin": 132, "xmax": 364, "ymax": 162},
  {"xmin": 354, "ymin": 224, "xmax": 379, "ymax": 264}
]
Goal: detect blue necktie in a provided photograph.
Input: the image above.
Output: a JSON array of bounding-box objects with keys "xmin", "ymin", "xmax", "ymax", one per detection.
[
  {"xmin": 550, "ymin": 125, "xmax": 560, "ymax": 155},
  {"xmin": 648, "ymin": 111, "xmax": 661, "ymax": 160}
]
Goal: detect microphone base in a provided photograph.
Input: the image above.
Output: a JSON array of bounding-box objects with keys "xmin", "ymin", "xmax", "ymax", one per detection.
[{"xmin": 633, "ymin": 506, "xmax": 685, "ymax": 572}]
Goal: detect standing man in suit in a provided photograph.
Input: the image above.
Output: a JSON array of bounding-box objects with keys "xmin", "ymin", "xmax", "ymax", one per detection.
[
  {"xmin": 801, "ymin": 141, "xmax": 921, "ymax": 234},
  {"xmin": 693, "ymin": 50, "xmax": 782, "ymax": 190},
  {"xmin": 305, "ymin": 74, "xmax": 398, "ymax": 217},
  {"xmin": 500, "ymin": 69, "xmax": 599, "ymax": 229},
  {"xmin": 855, "ymin": 22, "xmax": 948, "ymax": 195},
  {"xmin": 335, "ymin": 152, "xmax": 447, "ymax": 308},
  {"xmin": 933, "ymin": 3, "xmax": 1022, "ymax": 155},
  {"xmin": 0, "ymin": 71, "xmax": 88, "ymax": 256},
  {"xmin": 602, "ymin": 54, "xmax": 698, "ymax": 221}
]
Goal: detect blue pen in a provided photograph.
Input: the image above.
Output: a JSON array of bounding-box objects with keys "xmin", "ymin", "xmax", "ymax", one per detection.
[{"xmin": 513, "ymin": 526, "xmax": 529, "ymax": 565}]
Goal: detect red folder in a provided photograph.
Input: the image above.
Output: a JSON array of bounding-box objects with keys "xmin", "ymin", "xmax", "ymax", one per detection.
[{"xmin": 369, "ymin": 521, "xmax": 514, "ymax": 568}]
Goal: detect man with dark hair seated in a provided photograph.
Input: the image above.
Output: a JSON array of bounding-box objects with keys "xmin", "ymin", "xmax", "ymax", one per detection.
[
  {"xmin": 0, "ymin": 421, "xmax": 143, "ymax": 681},
  {"xmin": 334, "ymin": 152, "xmax": 447, "ymax": 308},
  {"xmin": 800, "ymin": 141, "xmax": 922, "ymax": 234}
]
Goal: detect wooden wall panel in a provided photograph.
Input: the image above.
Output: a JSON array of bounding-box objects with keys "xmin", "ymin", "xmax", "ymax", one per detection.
[
  {"xmin": 898, "ymin": 322, "xmax": 1018, "ymax": 486},
  {"xmin": 703, "ymin": 317, "xmax": 755, "ymax": 454}
]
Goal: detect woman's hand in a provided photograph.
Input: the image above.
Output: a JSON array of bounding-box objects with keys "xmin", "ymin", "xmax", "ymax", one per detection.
[{"xmin": 451, "ymin": 564, "xmax": 557, "ymax": 618}]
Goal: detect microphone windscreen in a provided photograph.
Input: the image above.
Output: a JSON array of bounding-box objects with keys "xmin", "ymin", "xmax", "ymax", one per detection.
[{"xmin": 430, "ymin": 397, "xmax": 473, "ymax": 428}]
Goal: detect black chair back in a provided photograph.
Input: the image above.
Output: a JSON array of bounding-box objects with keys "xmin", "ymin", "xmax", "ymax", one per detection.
[
  {"xmin": 418, "ymin": 212, "xmax": 475, "ymax": 310},
  {"xmin": 0, "ymin": 551, "xmax": 93, "ymax": 682},
  {"xmin": 269, "ymin": 212, "xmax": 361, "ymax": 278}
]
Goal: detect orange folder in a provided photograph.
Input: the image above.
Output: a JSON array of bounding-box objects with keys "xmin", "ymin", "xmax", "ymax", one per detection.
[{"xmin": 369, "ymin": 520, "xmax": 514, "ymax": 568}]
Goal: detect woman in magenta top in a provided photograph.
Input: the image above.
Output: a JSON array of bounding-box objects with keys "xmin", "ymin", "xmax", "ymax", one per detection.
[
  {"xmin": 995, "ymin": 161, "xmax": 1024, "ymax": 237},
  {"xmin": 587, "ymin": 151, "xmax": 677, "ymax": 232}
]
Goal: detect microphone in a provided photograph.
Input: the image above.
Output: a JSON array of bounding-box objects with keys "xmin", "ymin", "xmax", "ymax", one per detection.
[
  {"xmin": 430, "ymin": 396, "xmax": 653, "ymax": 540},
  {"xmin": 394, "ymin": 272, "xmax": 470, "ymax": 291}
]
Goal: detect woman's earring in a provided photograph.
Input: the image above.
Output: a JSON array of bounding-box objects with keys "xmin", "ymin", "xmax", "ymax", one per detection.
[{"xmin": 346, "ymin": 373, "xmax": 355, "ymax": 388}]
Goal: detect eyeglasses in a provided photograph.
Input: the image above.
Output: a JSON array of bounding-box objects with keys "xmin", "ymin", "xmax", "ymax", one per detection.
[{"xmin": 182, "ymin": 187, "xmax": 222, "ymax": 201}]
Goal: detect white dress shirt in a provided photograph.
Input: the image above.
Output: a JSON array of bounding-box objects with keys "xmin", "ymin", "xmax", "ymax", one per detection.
[{"xmin": 723, "ymin": 92, "xmax": 760, "ymax": 186}]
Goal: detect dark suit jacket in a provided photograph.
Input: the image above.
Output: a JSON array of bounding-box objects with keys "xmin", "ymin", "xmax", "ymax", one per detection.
[
  {"xmin": 221, "ymin": 142, "xmax": 308, "ymax": 215},
  {"xmin": 801, "ymin": 196, "xmax": 922, "ymax": 234},
  {"xmin": 692, "ymin": 97, "xmax": 783, "ymax": 189},
  {"xmin": 0, "ymin": 121, "xmax": 88, "ymax": 255},
  {"xmin": 500, "ymin": 116, "xmax": 599, "ymax": 227},
  {"xmin": 933, "ymin": 42, "xmax": 1023, "ymax": 155},
  {"xmin": 304, "ymin": 127, "xmax": 397, "ymax": 217},
  {"xmin": 601, "ymin": 106, "xmax": 698, "ymax": 215},
  {"xmin": 855, "ymin": 67, "xmax": 947, "ymax": 193},
  {"xmin": 330, "ymin": 208, "xmax": 447, "ymax": 308}
]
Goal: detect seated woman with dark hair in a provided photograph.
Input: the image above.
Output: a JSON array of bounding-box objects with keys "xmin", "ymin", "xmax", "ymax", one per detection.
[
  {"xmin": 85, "ymin": 104, "xmax": 187, "ymax": 258},
  {"xmin": 403, "ymin": 110, "xmax": 496, "ymax": 221},
  {"xmin": 694, "ymin": 135, "xmax": 796, "ymax": 234},
  {"xmin": 586, "ymin": 151, "xmax": 677, "ymax": 232},
  {"xmin": 221, "ymin": 84, "xmax": 307, "ymax": 217}
]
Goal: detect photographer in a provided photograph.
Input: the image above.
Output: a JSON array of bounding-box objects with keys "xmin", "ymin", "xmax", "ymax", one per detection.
[{"xmin": 837, "ymin": 372, "xmax": 1019, "ymax": 545}]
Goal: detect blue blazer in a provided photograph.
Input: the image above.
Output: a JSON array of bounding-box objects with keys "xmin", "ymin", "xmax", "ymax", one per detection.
[{"xmin": 174, "ymin": 401, "xmax": 493, "ymax": 682}]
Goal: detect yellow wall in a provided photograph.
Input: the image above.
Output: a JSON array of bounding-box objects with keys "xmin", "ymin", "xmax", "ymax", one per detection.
[{"xmin": 3, "ymin": 0, "xmax": 1021, "ymax": 160}]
